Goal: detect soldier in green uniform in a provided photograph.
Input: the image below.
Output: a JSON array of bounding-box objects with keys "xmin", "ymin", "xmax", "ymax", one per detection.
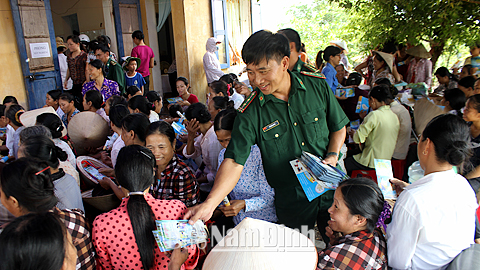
[
  {"xmin": 278, "ymin": 28, "xmax": 318, "ymax": 73},
  {"xmin": 95, "ymin": 44, "xmax": 126, "ymax": 95},
  {"xmin": 186, "ymin": 30, "xmax": 348, "ymax": 237}
]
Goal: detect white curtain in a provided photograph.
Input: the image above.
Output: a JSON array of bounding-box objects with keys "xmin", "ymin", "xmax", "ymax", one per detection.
[{"xmin": 156, "ymin": 0, "xmax": 171, "ymax": 32}]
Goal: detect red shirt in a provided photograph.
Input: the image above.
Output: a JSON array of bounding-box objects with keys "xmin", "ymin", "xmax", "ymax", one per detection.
[
  {"xmin": 92, "ymin": 194, "xmax": 199, "ymax": 269},
  {"xmin": 131, "ymin": 45, "xmax": 155, "ymax": 77},
  {"xmin": 186, "ymin": 94, "xmax": 199, "ymax": 104}
]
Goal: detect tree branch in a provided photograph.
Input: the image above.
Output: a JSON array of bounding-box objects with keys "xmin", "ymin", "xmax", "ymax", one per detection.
[{"xmin": 459, "ymin": 0, "xmax": 480, "ymax": 4}]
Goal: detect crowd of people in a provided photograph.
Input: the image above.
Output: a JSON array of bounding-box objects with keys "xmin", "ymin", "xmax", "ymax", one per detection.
[{"xmin": 0, "ymin": 28, "xmax": 479, "ymax": 270}]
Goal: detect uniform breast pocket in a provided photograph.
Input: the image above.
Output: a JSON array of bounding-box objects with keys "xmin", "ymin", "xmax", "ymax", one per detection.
[
  {"xmin": 302, "ymin": 109, "xmax": 327, "ymax": 144},
  {"xmin": 261, "ymin": 123, "xmax": 287, "ymax": 155}
]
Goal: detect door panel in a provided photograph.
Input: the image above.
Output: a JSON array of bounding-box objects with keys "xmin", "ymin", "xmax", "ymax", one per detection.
[
  {"xmin": 10, "ymin": 0, "xmax": 61, "ymax": 109},
  {"xmin": 112, "ymin": 0, "xmax": 142, "ymax": 59}
]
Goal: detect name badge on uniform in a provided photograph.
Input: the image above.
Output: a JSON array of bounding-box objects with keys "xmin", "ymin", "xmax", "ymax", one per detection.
[{"xmin": 263, "ymin": 120, "xmax": 279, "ymax": 132}]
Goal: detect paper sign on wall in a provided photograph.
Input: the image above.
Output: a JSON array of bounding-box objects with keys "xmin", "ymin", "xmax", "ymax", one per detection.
[{"xmin": 29, "ymin": 43, "xmax": 51, "ymax": 59}]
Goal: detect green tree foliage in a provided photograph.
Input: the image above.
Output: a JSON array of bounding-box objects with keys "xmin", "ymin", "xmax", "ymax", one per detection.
[
  {"xmin": 281, "ymin": 0, "xmax": 364, "ymax": 67},
  {"xmin": 332, "ymin": 0, "xmax": 480, "ymax": 67}
]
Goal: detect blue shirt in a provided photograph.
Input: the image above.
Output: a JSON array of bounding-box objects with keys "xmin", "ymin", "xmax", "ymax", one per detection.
[
  {"xmin": 218, "ymin": 145, "xmax": 277, "ymax": 225},
  {"xmin": 322, "ymin": 62, "xmax": 338, "ymax": 94},
  {"xmin": 125, "ymin": 72, "xmax": 146, "ymax": 89}
]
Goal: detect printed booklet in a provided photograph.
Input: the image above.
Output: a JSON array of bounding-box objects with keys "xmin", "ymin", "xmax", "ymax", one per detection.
[{"xmin": 153, "ymin": 220, "xmax": 208, "ymax": 252}]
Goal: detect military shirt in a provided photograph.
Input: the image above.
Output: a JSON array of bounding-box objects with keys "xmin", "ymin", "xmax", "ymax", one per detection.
[
  {"xmin": 106, "ymin": 58, "xmax": 126, "ymax": 95},
  {"xmin": 224, "ymin": 70, "xmax": 349, "ymax": 189},
  {"xmin": 292, "ymin": 58, "xmax": 319, "ymax": 73}
]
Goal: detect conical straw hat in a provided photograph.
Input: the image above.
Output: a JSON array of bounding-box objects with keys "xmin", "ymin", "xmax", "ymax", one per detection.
[
  {"xmin": 67, "ymin": 111, "xmax": 109, "ymax": 155},
  {"xmin": 373, "ymin": 51, "xmax": 394, "ymax": 73},
  {"xmin": 19, "ymin": 106, "xmax": 67, "ymax": 137},
  {"xmin": 406, "ymin": 44, "xmax": 431, "ymax": 59},
  {"xmin": 203, "ymin": 218, "xmax": 318, "ymax": 270}
]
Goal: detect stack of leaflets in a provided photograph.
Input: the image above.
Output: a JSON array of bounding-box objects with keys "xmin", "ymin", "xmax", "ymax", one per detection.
[
  {"xmin": 290, "ymin": 151, "xmax": 348, "ymax": 201},
  {"xmin": 355, "ymin": 96, "xmax": 369, "ymax": 113},
  {"xmin": 153, "ymin": 220, "xmax": 208, "ymax": 252},
  {"xmin": 171, "ymin": 120, "xmax": 187, "ymax": 135},
  {"xmin": 374, "ymin": 159, "xmax": 397, "ymax": 200},
  {"xmin": 166, "ymin": 97, "xmax": 183, "ymax": 104},
  {"xmin": 335, "ymin": 87, "xmax": 355, "ymax": 98}
]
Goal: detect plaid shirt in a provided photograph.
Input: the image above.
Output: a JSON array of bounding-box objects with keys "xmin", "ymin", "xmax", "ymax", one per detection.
[
  {"xmin": 53, "ymin": 207, "xmax": 96, "ymax": 270},
  {"xmin": 67, "ymin": 51, "xmax": 87, "ymax": 84},
  {"xmin": 150, "ymin": 155, "xmax": 199, "ymax": 207},
  {"xmin": 317, "ymin": 229, "xmax": 387, "ymax": 270}
]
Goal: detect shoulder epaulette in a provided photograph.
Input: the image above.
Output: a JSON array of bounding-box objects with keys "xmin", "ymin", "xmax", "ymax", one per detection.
[
  {"xmin": 237, "ymin": 91, "xmax": 257, "ymax": 113},
  {"xmin": 300, "ymin": 71, "xmax": 326, "ymax": 79},
  {"xmin": 304, "ymin": 62, "xmax": 318, "ymax": 72},
  {"xmin": 111, "ymin": 61, "xmax": 116, "ymax": 65}
]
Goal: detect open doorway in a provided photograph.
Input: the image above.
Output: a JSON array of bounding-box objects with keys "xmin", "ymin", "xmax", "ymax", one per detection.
[{"xmin": 155, "ymin": 1, "xmax": 176, "ymax": 97}]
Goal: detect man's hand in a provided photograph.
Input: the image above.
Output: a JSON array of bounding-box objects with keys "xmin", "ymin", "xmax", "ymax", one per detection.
[
  {"xmin": 325, "ymin": 226, "xmax": 340, "ymax": 246},
  {"xmin": 322, "ymin": 155, "xmax": 338, "ymax": 167},
  {"xmin": 219, "ymin": 200, "xmax": 245, "ymax": 217},
  {"xmin": 390, "ymin": 178, "xmax": 409, "ymax": 196},
  {"xmin": 98, "ymin": 176, "xmax": 115, "ymax": 190},
  {"xmin": 184, "ymin": 201, "xmax": 217, "ymax": 225}
]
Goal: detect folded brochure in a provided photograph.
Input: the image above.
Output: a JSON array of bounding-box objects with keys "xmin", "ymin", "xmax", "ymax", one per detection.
[
  {"xmin": 153, "ymin": 220, "xmax": 208, "ymax": 252},
  {"xmin": 290, "ymin": 151, "xmax": 348, "ymax": 202},
  {"xmin": 374, "ymin": 159, "xmax": 397, "ymax": 200}
]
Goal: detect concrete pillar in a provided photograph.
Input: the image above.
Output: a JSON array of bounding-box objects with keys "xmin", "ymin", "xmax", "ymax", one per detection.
[{"xmin": 171, "ymin": 0, "xmax": 212, "ymax": 103}]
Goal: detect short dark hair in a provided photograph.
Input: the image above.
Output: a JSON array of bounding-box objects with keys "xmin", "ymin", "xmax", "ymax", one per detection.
[
  {"xmin": 126, "ymin": 86, "xmax": 142, "ymax": 97},
  {"xmin": 213, "ymin": 107, "xmax": 237, "ymax": 132},
  {"xmin": 128, "ymin": 96, "xmax": 154, "ymax": 116},
  {"xmin": 434, "ymin": 67, "xmax": 457, "ymax": 82},
  {"xmin": 185, "ymin": 103, "xmax": 211, "ymax": 123},
  {"xmin": 322, "ymin": 46, "xmax": 342, "ymax": 62},
  {"xmin": 242, "ymin": 30, "xmax": 290, "ymax": 65},
  {"xmin": 0, "ymin": 104, "xmax": 5, "ymax": 117},
  {"xmin": 0, "ymin": 212, "xmax": 67, "ymax": 270},
  {"xmin": 337, "ymin": 177, "xmax": 385, "ymax": 233},
  {"xmin": 121, "ymin": 113, "xmax": 150, "ymax": 143},
  {"xmin": 20, "ymin": 135, "xmax": 67, "ymax": 169},
  {"xmin": 422, "ymin": 114, "xmax": 471, "ymax": 166},
  {"xmin": 345, "ymin": 72, "xmax": 363, "ymax": 86},
  {"xmin": 210, "ymin": 80, "xmax": 229, "ymax": 96},
  {"xmin": 458, "ymin": 76, "xmax": 476, "ymax": 89},
  {"xmin": 59, "ymin": 92, "xmax": 74, "ymax": 103},
  {"xmin": 36, "ymin": 113, "xmax": 64, "ymax": 139},
  {"xmin": 146, "ymin": 121, "xmax": 176, "ymax": 145},
  {"xmin": 107, "ymin": 95, "xmax": 128, "ymax": 108},
  {"xmin": 96, "ymin": 35, "xmax": 111, "ymax": 45},
  {"xmin": 132, "ymin": 30, "xmax": 144, "ymax": 41},
  {"xmin": 47, "ymin": 89, "xmax": 62, "ymax": 101},
  {"xmin": 95, "ymin": 44, "xmax": 110, "ymax": 54},
  {"xmin": 369, "ymin": 84, "xmax": 393, "ymax": 103},
  {"xmin": 89, "ymin": 59, "xmax": 105, "ymax": 76},
  {"xmin": 109, "ymin": 104, "xmax": 130, "ymax": 128},
  {"xmin": 3, "ymin": 96, "xmax": 18, "ymax": 105},
  {"xmin": 145, "ymin": 91, "xmax": 162, "ymax": 103},
  {"xmin": 115, "ymin": 145, "xmax": 156, "ymax": 270},
  {"xmin": 1, "ymin": 157, "xmax": 58, "ymax": 213},
  {"xmin": 84, "ymin": 90, "xmax": 104, "ymax": 110},
  {"xmin": 66, "ymin": 35, "xmax": 80, "ymax": 44},
  {"xmin": 19, "ymin": 126, "xmax": 52, "ymax": 143},
  {"xmin": 444, "ymin": 88, "xmax": 466, "ymax": 112},
  {"xmin": 278, "ymin": 28, "xmax": 302, "ymax": 53},
  {"xmin": 6, "ymin": 104, "xmax": 24, "ymax": 127},
  {"xmin": 168, "ymin": 104, "xmax": 183, "ymax": 118}
]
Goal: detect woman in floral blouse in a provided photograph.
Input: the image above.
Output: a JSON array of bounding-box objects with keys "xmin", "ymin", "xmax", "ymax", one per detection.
[{"xmin": 82, "ymin": 59, "xmax": 120, "ymax": 102}]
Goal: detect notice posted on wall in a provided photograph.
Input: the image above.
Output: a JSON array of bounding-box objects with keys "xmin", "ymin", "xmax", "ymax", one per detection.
[{"xmin": 29, "ymin": 42, "xmax": 51, "ymax": 59}]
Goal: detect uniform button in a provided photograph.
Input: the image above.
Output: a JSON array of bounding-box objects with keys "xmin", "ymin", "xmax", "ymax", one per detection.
[
  {"xmin": 288, "ymin": 103, "xmax": 290, "ymax": 106},
  {"xmin": 294, "ymin": 122, "xmax": 297, "ymax": 126},
  {"xmin": 275, "ymin": 134, "xmax": 279, "ymax": 138},
  {"xmin": 301, "ymin": 142, "xmax": 305, "ymax": 146},
  {"xmin": 314, "ymin": 117, "xmax": 318, "ymax": 121}
]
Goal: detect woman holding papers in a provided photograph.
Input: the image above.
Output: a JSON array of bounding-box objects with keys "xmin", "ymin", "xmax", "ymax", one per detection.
[
  {"xmin": 388, "ymin": 114, "xmax": 477, "ymax": 270},
  {"xmin": 92, "ymin": 145, "xmax": 199, "ymax": 270},
  {"xmin": 344, "ymin": 85, "xmax": 399, "ymax": 175}
]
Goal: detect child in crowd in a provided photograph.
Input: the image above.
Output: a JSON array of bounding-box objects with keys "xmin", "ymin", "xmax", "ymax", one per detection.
[
  {"xmin": 128, "ymin": 95, "xmax": 159, "ymax": 122},
  {"xmin": 58, "ymin": 92, "xmax": 79, "ymax": 128},
  {"xmin": 125, "ymin": 85, "xmax": 142, "ymax": 100},
  {"xmin": 124, "ymin": 57, "xmax": 146, "ymax": 94},
  {"xmin": 3, "ymin": 96, "xmax": 18, "ymax": 159},
  {"xmin": 44, "ymin": 89, "xmax": 65, "ymax": 119},
  {"xmin": 83, "ymin": 90, "xmax": 109, "ymax": 123},
  {"xmin": 145, "ymin": 90, "xmax": 163, "ymax": 117},
  {"xmin": 442, "ymin": 88, "xmax": 466, "ymax": 116},
  {"xmin": 215, "ymin": 108, "xmax": 277, "ymax": 225}
]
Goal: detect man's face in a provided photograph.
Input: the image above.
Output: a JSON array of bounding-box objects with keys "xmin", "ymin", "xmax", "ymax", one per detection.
[
  {"xmin": 95, "ymin": 49, "xmax": 109, "ymax": 64},
  {"xmin": 246, "ymin": 56, "xmax": 289, "ymax": 96}
]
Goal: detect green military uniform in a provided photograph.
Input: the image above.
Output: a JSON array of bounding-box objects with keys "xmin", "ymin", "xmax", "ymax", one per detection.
[
  {"xmin": 224, "ymin": 70, "xmax": 349, "ymax": 230},
  {"xmin": 292, "ymin": 58, "xmax": 319, "ymax": 73},
  {"xmin": 106, "ymin": 58, "xmax": 126, "ymax": 95}
]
